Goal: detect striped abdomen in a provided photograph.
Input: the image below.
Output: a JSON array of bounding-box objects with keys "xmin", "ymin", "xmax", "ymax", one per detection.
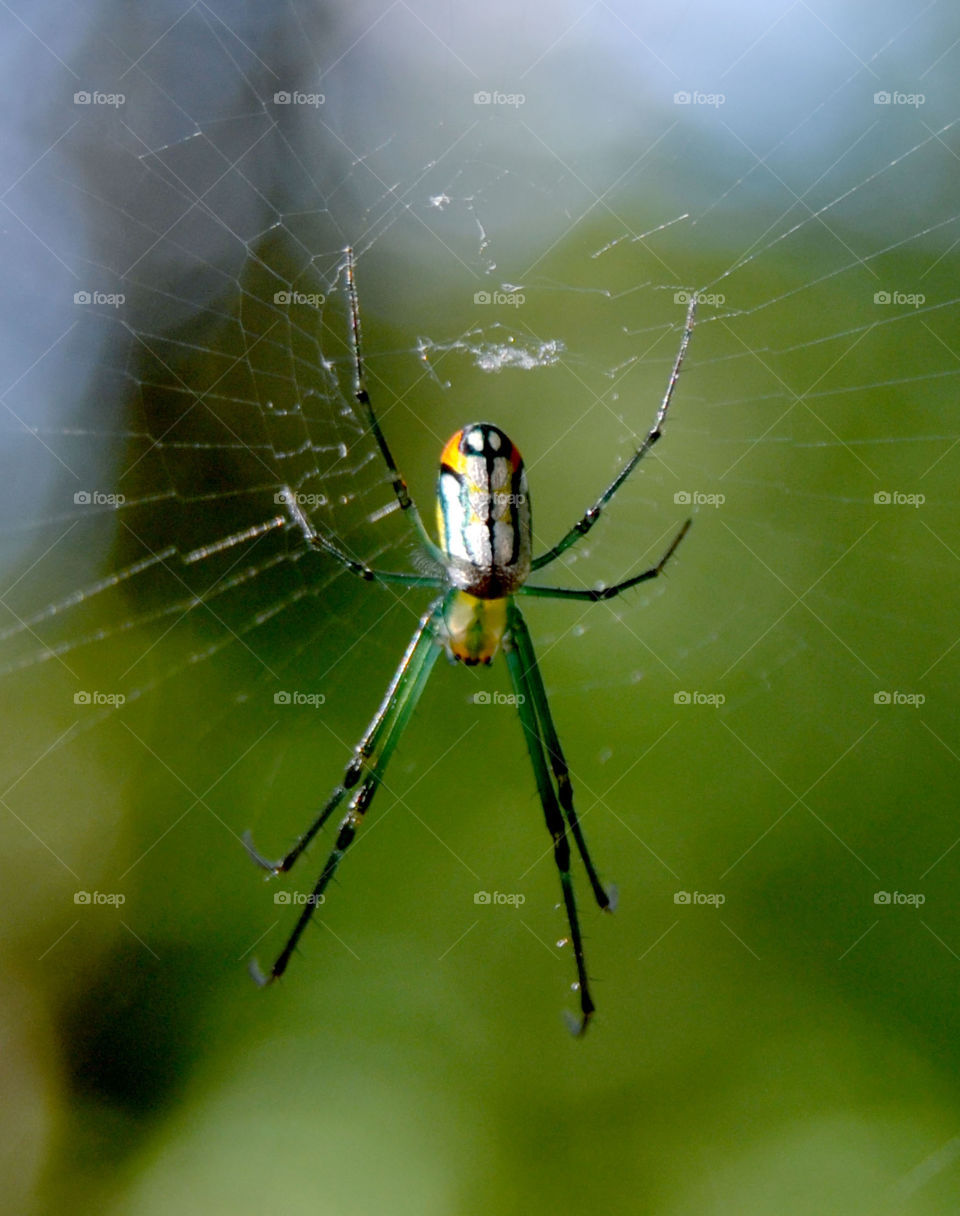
[{"xmin": 436, "ymin": 423, "xmax": 531, "ymax": 599}]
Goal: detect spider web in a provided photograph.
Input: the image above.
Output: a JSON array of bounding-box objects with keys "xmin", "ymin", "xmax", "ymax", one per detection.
[
  {"xmin": 2, "ymin": 5, "xmax": 960, "ymax": 1204},
  {"xmin": 1, "ymin": 19, "xmax": 956, "ymax": 814},
  {"xmin": 3, "ymin": 10, "xmax": 954, "ymax": 704}
]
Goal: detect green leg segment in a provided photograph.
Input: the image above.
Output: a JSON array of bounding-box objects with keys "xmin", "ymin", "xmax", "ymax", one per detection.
[
  {"xmin": 503, "ymin": 601, "xmax": 598, "ymax": 1034},
  {"xmin": 248, "ymin": 596, "xmax": 445, "ymax": 984},
  {"xmin": 507, "ymin": 604, "xmax": 612, "ymax": 911}
]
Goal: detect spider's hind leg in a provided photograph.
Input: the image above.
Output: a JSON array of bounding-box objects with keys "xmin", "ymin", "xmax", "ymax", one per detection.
[
  {"xmin": 246, "ymin": 596, "xmax": 445, "ymax": 982},
  {"xmin": 503, "ymin": 601, "xmax": 600, "ymax": 1035},
  {"xmin": 506, "ymin": 604, "xmax": 612, "ymax": 912}
]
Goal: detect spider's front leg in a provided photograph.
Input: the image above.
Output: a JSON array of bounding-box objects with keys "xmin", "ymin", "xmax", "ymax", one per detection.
[
  {"xmin": 344, "ymin": 247, "xmax": 446, "ymax": 566},
  {"xmin": 530, "ymin": 292, "xmax": 696, "ymax": 575}
]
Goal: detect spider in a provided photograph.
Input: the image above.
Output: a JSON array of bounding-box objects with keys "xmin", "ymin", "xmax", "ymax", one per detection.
[{"xmin": 246, "ymin": 249, "xmax": 696, "ymax": 1034}]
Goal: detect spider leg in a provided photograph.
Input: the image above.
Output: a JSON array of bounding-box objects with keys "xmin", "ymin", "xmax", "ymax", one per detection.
[
  {"xmin": 344, "ymin": 248, "xmax": 446, "ymax": 566},
  {"xmin": 246, "ymin": 596, "xmax": 444, "ymax": 874},
  {"xmin": 246, "ymin": 598, "xmax": 444, "ymax": 983},
  {"xmin": 278, "ymin": 486, "xmax": 443, "ymax": 588},
  {"xmin": 531, "ymin": 293, "xmax": 696, "ymax": 573},
  {"xmin": 503, "ymin": 603, "xmax": 597, "ymax": 1035},
  {"xmin": 505, "ymin": 601, "xmax": 611, "ymax": 910},
  {"xmin": 520, "ymin": 517, "xmax": 691, "ymax": 601}
]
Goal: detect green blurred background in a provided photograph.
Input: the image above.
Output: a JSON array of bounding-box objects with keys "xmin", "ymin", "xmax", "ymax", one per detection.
[{"xmin": 0, "ymin": 2, "xmax": 958, "ymax": 1213}]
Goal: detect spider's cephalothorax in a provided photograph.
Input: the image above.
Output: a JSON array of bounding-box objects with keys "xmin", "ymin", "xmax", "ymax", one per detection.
[
  {"xmin": 437, "ymin": 423, "xmax": 531, "ymax": 666},
  {"xmin": 245, "ymin": 247, "xmax": 698, "ymax": 1035}
]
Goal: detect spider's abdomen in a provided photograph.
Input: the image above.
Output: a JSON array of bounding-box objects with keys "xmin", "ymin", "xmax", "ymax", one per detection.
[{"xmin": 436, "ymin": 423, "xmax": 531, "ymax": 598}]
